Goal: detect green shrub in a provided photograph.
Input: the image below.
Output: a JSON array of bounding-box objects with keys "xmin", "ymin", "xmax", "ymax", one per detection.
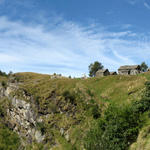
[
  {"xmin": 0, "ymin": 125, "xmax": 20, "ymax": 150},
  {"xmin": 84, "ymin": 81, "xmax": 150, "ymax": 150},
  {"xmin": 132, "ymin": 81, "xmax": 150, "ymax": 114},
  {"xmin": 0, "ymin": 106, "xmax": 5, "ymax": 117},
  {"xmin": 1, "ymin": 81, "xmax": 7, "ymax": 89},
  {"xmin": 0, "ymin": 70, "xmax": 8, "ymax": 77},
  {"xmin": 84, "ymin": 105, "xmax": 140, "ymax": 150},
  {"xmin": 35, "ymin": 96, "xmax": 40, "ymax": 105},
  {"xmin": 87, "ymin": 89, "xmax": 94, "ymax": 97},
  {"xmin": 89, "ymin": 104, "xmax": 101, "ymax": 119},
  {"xmin": 62, "ymin": 90, "xmax": 76, "ymax": 104},
  {"xmin": 36, "ymin": 122, "xmax": 46, "ymax": 135}
]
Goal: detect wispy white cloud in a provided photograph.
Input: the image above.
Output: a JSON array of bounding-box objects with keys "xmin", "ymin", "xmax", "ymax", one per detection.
[
  {"xmin": 144, "ymin": 2, "xmax": 150, "ymax": 9},
  {"xmin": 127, "ymin": 0, "xmax": 139, "ymax": 5},
  {"xmin": 121, "ymin": 24, "xmax": 132, "ymax": 29},
  {"xmin": 127, "ymin": 0, "xmax": 150, "ymax": 10},
  {"xmin": 0, "ymin": 16, "xmax": 150, "ymax": 77}
]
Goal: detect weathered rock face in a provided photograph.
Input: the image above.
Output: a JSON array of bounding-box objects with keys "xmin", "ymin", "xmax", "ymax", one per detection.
[
  {"xmin": 0, "ymin": 83, "xmax": 45, "ymax": 144},
  {"xmin": 4, "ymin": 83, "xmax": 18, "ymax": 96},
  {"xmin": 7, "ymin": 98, "xmax": 44, "ymax": 144}
]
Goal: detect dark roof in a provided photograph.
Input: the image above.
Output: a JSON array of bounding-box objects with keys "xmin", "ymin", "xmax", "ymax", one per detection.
[
  {"xmin": 118, "ymin": 65, "xmax": 140, "ymax": 70},
  {"xmin": 96, "ymin": 69, "xmax": 109, "ymax": 73},
  {"xmin": 110, "ymin": 71, "xmax": 117, "ymax": 75}
]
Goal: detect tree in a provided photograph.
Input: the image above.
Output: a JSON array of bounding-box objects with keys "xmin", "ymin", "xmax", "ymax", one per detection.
[
  {"xmin": 140, "ymin": 62, "xmax": 148, "ymax": 72},
  {"xmin": 0, "ymin": 70, "xmax": 7, "ymax": 77},
  {"xmin": 88, "ymin": 61, "xmax": 104, "ymax": 77}
]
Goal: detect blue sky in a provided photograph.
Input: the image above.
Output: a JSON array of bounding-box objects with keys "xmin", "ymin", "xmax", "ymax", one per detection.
[{"xmin": 0, "ymin": 0, "xmax": 150, "ymax": 76}]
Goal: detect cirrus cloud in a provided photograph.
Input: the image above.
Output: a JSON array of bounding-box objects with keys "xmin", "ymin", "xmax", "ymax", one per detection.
[{"xmin": 0, "ymin": 16, "xmax": 150, "ymax": 77}]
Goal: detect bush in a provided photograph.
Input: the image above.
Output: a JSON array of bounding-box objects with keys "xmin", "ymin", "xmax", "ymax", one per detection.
[
  {"xmin": 0, "ymin": 70, "xmax": 8, "ymax": 77},
  {"xmin": 89, "ymin": 105, "xmax": 101, "ymax": 119},
  {"xmin": 0, "ymin": 105, "xmax": 5, "ymax": 118},
  {"xmin": 0, "ymin": 125, "xmax": 20, "ymax": 150},
  {"xmin": 62, "ymin": 90, "xmax": 76, "ymax": 104},
  {"xmin": 35, "ymin": 96, "xmax": 40, "ymax": 105},
  {"xmin": 84, "ymin": 81, "xmax": 150, "ymax": 150},
  {"xmin": 132, "ymin": 81, "xmax": 150, "ymax": 114},
  {"xmin": 84, "ymin": 105, "xmax": 140, "ymax": 150},
  {"xmin": 1, "ymin": 81, "xmax": 7, "ymax": 89},
  {"xmin": 36, "ymin": 122, "xmax": 46, "ymax": 135}
]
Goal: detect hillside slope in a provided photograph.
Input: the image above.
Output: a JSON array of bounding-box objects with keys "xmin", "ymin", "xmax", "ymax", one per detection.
[{"xmin": 0, "ymin": 72, "xmax": 150, "ymax": 150}]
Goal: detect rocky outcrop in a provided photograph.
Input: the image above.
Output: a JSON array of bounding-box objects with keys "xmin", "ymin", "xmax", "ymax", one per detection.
[
  {"xmin": 7, "ymin": 98, "xmax": 45, "ymax": 144},
  {"xmin": 0, "ymin": 82, "xmax": 45, "ymax": 144}
]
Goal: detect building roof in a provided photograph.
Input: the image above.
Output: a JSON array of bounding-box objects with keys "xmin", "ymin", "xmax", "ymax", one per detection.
[
  {"xmin": 96, "ymin": 69, "xmax": 109, "ymax": 73},
  {"xmin": 118, "ymin": 65, "xmax": 140, "ymax": 70},
  {"xmin": 110, "ymin": 71, "xmax": 117, "ymax": 75}
]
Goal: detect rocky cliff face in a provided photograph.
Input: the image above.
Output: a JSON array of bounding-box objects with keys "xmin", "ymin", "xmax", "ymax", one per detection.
[
  {"xmin": 0, "ymin": 82, "xmax": 45, "ymax": 146},
  {"xmin": 7, "ymin": 98, "xmax": 44, "ymax": 143}
]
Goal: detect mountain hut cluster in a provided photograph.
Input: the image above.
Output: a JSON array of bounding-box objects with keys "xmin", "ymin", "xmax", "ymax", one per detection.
[{"xmin": 96, "ymin": 65, "xmax": 145, "ymax": 77}]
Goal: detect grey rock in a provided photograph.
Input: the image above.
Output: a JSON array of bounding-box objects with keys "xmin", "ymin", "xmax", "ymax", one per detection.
[
  {"xmin": 35, "ymin": 130, "xmax": 45, "ymax": 143},
  {"xmin": 60, "ymin": 128, "xmax": 64, "ymax": 136}
]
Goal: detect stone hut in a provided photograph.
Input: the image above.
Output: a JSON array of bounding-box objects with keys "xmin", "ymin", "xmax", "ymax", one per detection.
[
  {"xmin": 118, "ymin": 65, "xmax": 141, "ymax": 75},
  {"xmin": 110, "ymin": 71, "xmax": 117, "ymax": 75},
  {"xmin": 96, "ymin": 69, "xmax": 110, "ymax": 77}
]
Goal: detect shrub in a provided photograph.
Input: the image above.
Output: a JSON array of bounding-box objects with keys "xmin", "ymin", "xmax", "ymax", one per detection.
[
  {"xmin": 36, "ymin": 122, "xmax": 46, "ymax": 135},
  {"xmin": 87, "ymin": 89, "xmax": 94, "ymax": 97},
  {"xmin": 15, "ymin": 76, "xmax": 21, "ymax": 82},
  {"xmin": 0, "ymin": 106, "xmax": 5, "ymax": 118},
  {"xmin": 84, "ymin": 81, "xmax": 150, "ymax": 150},
  {"xmin": 84, "ymin": 105, "xmax": 140, "ymax": 150},
  {"xmin": 0, "ymin": 70, "xmax": 8, "ymax": 77},
  {"xmin": 1, "ymin": 81, "xmax": 7, "ymax": 89},
  {"xmin": 62, "ymin": 90, "xmax": 76, "ymax": 104},
  {"xmin": 89, "ymin": 104, "xmax": 101, "ymax": 119},
  {"xmin": 0, "ymin": 125, "xmax": 20, "ymax": 150},
  {"xmin": 35, "ymin": 96, "xmax": 40, "ymax": 105},
  {"xmin": 132, "ymin": 81, "xmax": 150, "ymax": 114}
]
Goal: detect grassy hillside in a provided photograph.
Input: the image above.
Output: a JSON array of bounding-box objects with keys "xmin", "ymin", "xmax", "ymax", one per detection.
[
  {"xmin": 14, "ymin": 72, "xmax": 147, "ymax": 104},
  {"xmin": 0, "ymin": 72, "xmax": 150, "ymax": 149}
]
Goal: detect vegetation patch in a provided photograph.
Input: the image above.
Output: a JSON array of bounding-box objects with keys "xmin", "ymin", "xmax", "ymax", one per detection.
[{"xmin": 84, "ymin": 81, "xmax": 150, "ymax": 150}]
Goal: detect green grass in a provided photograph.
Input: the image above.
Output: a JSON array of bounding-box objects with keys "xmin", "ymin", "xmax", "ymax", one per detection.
[
  {"xmin": 14, "ymin": 72, "xmax": 148, "ymax": 106},
  {"xmin": 1, "ymin": 72, "xmax": 150, "ymax": 149},
  {"xmin": 0, "ymin": 123, "xmax": 20, "ymax": 150}
]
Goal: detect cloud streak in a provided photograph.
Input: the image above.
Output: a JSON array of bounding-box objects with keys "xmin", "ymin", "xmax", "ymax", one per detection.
[
  {"xmin": 0, "ymin": 16, "xmax": 150, "ymax": 76},
  {"xmin": 127, "ymin": 0, "xmax": 150, "ymax": 10},
  {"xmin": 144, "ymin": 2, "xmax": 150, "ymax": 9},
  {"xmin": 126, "ymin": 0, "xmax": 140, "ymax": 5}
]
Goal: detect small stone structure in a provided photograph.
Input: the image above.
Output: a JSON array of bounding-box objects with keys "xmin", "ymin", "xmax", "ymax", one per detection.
[
  {"xmin": 118, "ymin": 65, "xmax": 141, "ymax": 75},
  {"xmin": 96, "ymin": 69, "xmax": 110, "ymax": 77},
  {"xmin": 110, "ymin": 72, "xmax": 117, "ymax": 75}
]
